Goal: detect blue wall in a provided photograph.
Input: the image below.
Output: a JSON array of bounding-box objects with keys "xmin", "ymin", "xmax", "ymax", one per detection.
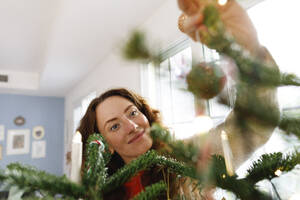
[{"xmin": 0, "ymin": 94, "xmax": 64, "ymax": 176}]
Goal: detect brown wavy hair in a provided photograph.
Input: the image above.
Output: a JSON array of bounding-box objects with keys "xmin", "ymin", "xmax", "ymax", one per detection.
[{"xmin": 77, "ymin": 88, "xmax": 183, "ymax": 199}]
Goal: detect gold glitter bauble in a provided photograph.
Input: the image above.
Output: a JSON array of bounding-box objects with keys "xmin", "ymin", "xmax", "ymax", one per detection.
[{"xmin": 178, "ymin": 13, "xmax": 187, "ymax": 32}]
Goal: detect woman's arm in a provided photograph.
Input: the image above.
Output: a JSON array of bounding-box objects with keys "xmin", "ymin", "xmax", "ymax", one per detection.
[
  {"xmin": 178, "ymin": 0, "xmax": 279, "ymax": 168},
  {"xmin": 209, "ymin": 46, "xmax": 279, "ymax": 168}
]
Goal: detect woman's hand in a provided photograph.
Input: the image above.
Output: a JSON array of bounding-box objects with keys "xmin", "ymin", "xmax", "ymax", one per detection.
[{"xmin": 178, "ymin": 0, "xmax": 261, "ymax": 56}]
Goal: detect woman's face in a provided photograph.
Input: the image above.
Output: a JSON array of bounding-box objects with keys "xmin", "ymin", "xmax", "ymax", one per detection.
[{"xmin": 96, "ymin": 96, "xmax": 152, "ymax": 164}]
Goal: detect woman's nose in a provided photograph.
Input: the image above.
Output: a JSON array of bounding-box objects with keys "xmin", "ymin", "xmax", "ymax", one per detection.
[{"xmin": 123, "ymin": 118, "xmax": 138, "ymax": 133}]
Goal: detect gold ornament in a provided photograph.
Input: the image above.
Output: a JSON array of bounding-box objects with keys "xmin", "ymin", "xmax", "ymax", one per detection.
[{"xmin": 178, "ymin": 13, "xmax": 187, "ymax": 33}]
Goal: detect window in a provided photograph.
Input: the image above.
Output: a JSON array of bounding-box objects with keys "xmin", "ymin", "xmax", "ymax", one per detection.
[
  {"xmin": 141, "ymin": 39, "xmax": 231, "ymax": 139},
  {"xmin": 232, "ymin": 1, "xmax": 300, "ymax": 199},
  {"xmin": 72, "ymin": 91, "xmax": 97, "ymax": 134},
  {"xmin": 248, "ymin": 0, "xmax": 300, "ymax": 112}
]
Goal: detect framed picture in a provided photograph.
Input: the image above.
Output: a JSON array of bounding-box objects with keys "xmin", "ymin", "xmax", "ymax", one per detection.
[
  {"xmin": 0, "ymin": 125, "xmax": 4, "ymax": 141},
  {"xmin": 32, "ymin": 141, "xmax": 46, "ymax": 159},
  {"xmin": 6, "ymin": 129, "xmax": 30, "ymax": 155},
  {"xmin": 32, "ymin": 126, "xmax": 45, "ymax": 140},
  {"xmin": 0, "ymin": 145, "xmax": 2, "ymax": 160}
]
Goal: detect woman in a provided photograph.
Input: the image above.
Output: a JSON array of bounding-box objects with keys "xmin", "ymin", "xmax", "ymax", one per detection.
[{"xmin": 77, "ymin": 0, "xmax": 278, "ymax": 199}]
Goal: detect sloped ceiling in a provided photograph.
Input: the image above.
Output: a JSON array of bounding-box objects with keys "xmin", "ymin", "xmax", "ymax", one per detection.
[
  {"xmin": 0, "ymin": 0, "xmax": 163, "ymax": 97},
  {"xmin": 0, "ymin": 0, "xmax": 263, "ymax": 97}
]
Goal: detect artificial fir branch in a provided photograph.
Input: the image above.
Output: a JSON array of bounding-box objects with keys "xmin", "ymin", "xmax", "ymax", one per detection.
[
  {"xmin": 0, "ymin": 170, "xmax": 6, "ymax": 182},
  {"xmin": 208, "ymin": 155, "xmax": 271, "ymax": 200},
  {"xmin": 122, "ymin": 31, "xmax": 162, "ymax": 65},
  {"xmin": 4, "ymin": 163, "xmax": 85, "ymax": 198},
  {"xmin": 245, "ymin": 152, "xmax": 300, "ymax": 183},
  {"xmin": 279, "ymin": 115, "xmax": 300, "ymax": 139},
  {"xmin": 83, "ymin": 133, "xmax": 197, "ymax": 198},
  {"xmin": 101, "ymin": 150, "xmax": 196, "ymax": 196},
  {"xmin": 151, "ymin": 123, "xmax": 200, "ymax": 166},
  {"xmin": 150, "ymin": 124, "xmax": 298, "ymax": 199},
  {"xmin": 280, "ymin": 73, "xmax": 300, "ymax": 86},
  {"xmin": 122, "ymin": 31, "xmax": 150, "ymax": 60},
  {"xmin": 154, "ymin": 156, "xmax": 197, "ymax": 180},
  {"xmin": 101, "ymin": 150, "xmax": 158, "ymax": 194},
  {"xmin": 151, "ymin": 124, "xmax": 272, "ymax": 199},
  {"xmin": 130, "ymin": 181, "xmax": 167, "ymax": 200},
  {"xmin": 2, "ymin": 148, "xmax": 299, "ymax": 199},
  {"xmin": 82, "ymin": 134, "xmax": 111, "ymax": 191}
]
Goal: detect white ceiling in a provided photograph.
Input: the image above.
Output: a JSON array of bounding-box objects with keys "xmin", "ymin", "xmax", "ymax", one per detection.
[{"xmin": 0, "ymin": 0, "xmax": 163, "ymax": 97}]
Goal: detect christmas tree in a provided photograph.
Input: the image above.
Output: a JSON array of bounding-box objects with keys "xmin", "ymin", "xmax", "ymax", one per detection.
[{"xmin": 1, "ymin": 0, "xmax": 300, "ymax": 199}]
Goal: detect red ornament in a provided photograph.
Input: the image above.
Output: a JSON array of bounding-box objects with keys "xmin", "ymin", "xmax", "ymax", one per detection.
[{"xmin": 186, "ymin": 62, "xmax": 226, "ymax": 99}]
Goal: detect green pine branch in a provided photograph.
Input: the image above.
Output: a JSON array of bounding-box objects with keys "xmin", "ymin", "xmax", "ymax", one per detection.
[
  {"xmin": 101, "ymin": 150, "xmax": 196, "ymax": 196},
  {"xmin": 4, "ymin": 163, "xmax": 85, "ymax": 199},
  {"xmin": 279, "ymin": 115, "xmax": 300, "ymax": 139},
  {"xmin": 245, "ymin": 152, "xmax": 300, "ymax": 183},
  {"xmin": 122, "ymin": 31, "xmax": 162, "ymax": 65},
  {"xmin": 150, "ymin": 124, "xmax": 271, "ymax": 199},
  {"xmin": 82, "ymin": 134, "xmax": 111, "ymax": 191},
  {"xmin": 130, "ymin": 181, "xmax": 167, "ymax": 200},
  {"xmin": 101, "ymin": 150, "xmax": 158, "ymax": 194},
  {"xmin": 0, "ymin": 169, "xmax": 6, "ymax": 182},
  {"xmin": 207, "ymin": 155, "xmax": 271, "ymax": 200},
  {"xmin": 150, "ymin": 123, "xmax": 200, "ymax": 166},
  {"xmin": 2, "ymin": 149, "xmax": 299, "ymax": 200},
  {"xmin": 154, "ymin": 156, "xmax": 197, "ymax": 180}
]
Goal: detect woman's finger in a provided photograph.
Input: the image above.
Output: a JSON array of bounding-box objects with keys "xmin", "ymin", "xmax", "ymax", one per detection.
[
  {"xmin": 177, "ymin": 0, "xmax": 199, "ymax": 15},
  {"xmin": 178, "ymin": 13, "xmax": 204, "ymax": 34}
]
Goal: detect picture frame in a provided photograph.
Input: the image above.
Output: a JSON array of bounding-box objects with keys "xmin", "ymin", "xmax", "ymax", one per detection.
[
  {"xmin": 0, "ymin": 125, "xmax": 4, "ymax": 141},
  {"xmin": 14, "ymin": 116, "xmax": 26, "ymax": 126},
  {"xmin": 0, "ymin": 145, "xmax": 2, "ymax": 160},
  {"xmin": 32, "ymin": 126, "xmax": 45, "ymax": 140},
  {"xmin": 32, "ymin": 141, "xmax": 46, "ymax": 159},
  {"xmin": 6, "ymin": 129, "xmax": 30, "ymax": 155}
]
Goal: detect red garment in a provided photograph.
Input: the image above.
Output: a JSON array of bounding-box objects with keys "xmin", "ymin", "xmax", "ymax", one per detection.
[{"xmin": 124, "ymin": 171, "xmax": 145, "ymax": 199}]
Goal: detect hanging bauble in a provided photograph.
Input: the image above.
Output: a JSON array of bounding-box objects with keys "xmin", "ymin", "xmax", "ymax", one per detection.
[{"xmin": 186, "ymin": 62, "xmax": 226, "ymax": 99}]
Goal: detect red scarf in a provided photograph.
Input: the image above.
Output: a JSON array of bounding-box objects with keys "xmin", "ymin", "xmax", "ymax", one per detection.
[{"xmin": 124, "ymin": 171, "xmax": 145, "ymax": 199}]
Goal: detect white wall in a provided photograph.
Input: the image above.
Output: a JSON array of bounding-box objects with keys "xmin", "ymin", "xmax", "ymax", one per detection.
[
  {"xmin": 63, "ymin": 0, "xmax": 185, "ymax": 174},
  {"xmin": 139, "ymin": 0, "xmax": 185, "ymax": 51}
]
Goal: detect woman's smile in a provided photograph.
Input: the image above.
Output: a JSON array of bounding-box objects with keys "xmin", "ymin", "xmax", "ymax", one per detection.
[{"xmin": 128, "ymin": 129, "xmax": 145, "ymax": 144}]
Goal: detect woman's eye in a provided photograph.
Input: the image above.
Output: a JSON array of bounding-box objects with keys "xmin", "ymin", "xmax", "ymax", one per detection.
[
  {"xmin": 110, "ymin": 124, "xmax": 120, "ymax": 131},
  {"xmin": 130, "ymin": 110, "xmax": 139, "ymax": 117}
]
